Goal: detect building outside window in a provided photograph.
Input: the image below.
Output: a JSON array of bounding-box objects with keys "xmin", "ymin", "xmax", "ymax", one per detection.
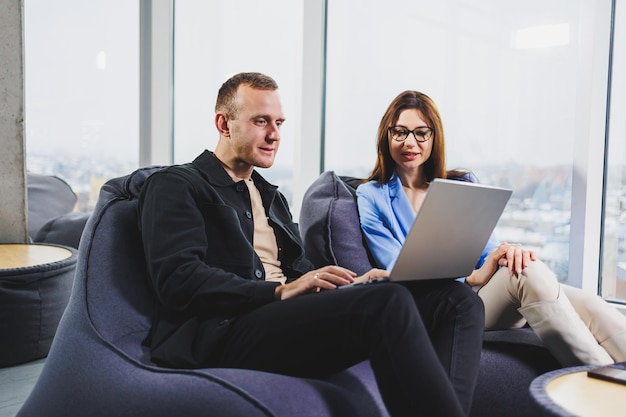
[{"xmin": 24, "ymin": 0, "xmax": 139, "ymax": 211}]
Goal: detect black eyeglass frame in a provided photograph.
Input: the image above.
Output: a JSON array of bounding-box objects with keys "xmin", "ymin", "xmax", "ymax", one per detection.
[{"xmin": 387, "ymin": 126, "xmax": 434, "ymax": 143}]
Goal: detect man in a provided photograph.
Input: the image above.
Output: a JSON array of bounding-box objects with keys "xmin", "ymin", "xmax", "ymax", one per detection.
[{"xmin": 138, "ymin": 72, "xmax": 484, "ymax": 417}]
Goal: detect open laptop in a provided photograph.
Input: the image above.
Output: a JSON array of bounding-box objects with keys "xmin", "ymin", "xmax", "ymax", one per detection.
[{"xmin": 339, "ymin": 178, "xmax": 512, "ymax": 288}]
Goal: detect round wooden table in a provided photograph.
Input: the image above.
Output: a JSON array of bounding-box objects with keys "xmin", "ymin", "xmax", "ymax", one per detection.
[
  {"xmin": 0, "ymin": 243, "xmax": 73, "ymax": 269},
  {"xmin": 530, "ymin": 365, "xmax": 626, "ymax": 416}
]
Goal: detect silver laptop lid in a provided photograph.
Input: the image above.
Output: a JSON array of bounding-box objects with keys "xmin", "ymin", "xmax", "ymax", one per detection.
[{"xmin": 389, "ymin": 178, "xmax": 512, "ymax": 282}]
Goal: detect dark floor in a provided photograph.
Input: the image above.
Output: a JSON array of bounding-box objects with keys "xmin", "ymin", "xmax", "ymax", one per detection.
[{"xmin": 0, "ymin": 359, "xmax": 44, "ymax": 417}]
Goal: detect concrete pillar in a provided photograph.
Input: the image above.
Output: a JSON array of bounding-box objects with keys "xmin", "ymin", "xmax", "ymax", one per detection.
[{"xmin": 0, "ymin": 0, "xmax": 29, "ymax": 243}]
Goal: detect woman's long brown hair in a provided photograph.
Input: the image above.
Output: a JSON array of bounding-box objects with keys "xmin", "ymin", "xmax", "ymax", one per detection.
[{"xmin": 368, "ymin": 90, "xmax": 454, "ymax": 184}]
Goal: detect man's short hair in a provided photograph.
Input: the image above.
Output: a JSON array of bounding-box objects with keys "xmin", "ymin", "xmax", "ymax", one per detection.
[{"xmin": 215, "ymin": 72, "xmax": 279, "ymax": 117}]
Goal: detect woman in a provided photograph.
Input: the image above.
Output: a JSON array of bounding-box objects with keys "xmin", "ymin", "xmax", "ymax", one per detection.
[{"xmin": 356, "ymin": 90, "xmax": 626, "ymax": 367}]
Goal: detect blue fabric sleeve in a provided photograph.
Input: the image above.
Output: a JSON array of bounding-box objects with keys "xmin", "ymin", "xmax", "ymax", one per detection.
[
  {"xmin": 477, "ymin": 234, "xmax": 501, "ymax": 269},
  {"xmin": 356, "ymin": 183, "xmax": 404, "ymax": 270}
]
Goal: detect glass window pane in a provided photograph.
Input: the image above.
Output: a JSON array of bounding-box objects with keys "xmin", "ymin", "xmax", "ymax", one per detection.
[
  {"xmin": 24, "ymin": 0, "xmax": 140, "ymax": 211},
  {"xmin": 325, "ymin": 0, "xmax": 600, "ymax": 284},
  {"xmin": 173, "ymin": 0, "xmax": 303, "ymax": 204},
  {"xmin": 601, "ymin": 1, "xmax": 626, "ymax": 302}
]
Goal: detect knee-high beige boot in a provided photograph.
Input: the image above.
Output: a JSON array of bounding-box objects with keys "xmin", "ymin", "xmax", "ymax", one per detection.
[
  {"xmin": 518, "ymin": 291, "xmax": 613, "ymax": 367},
  {"xmin": 601, "ymin": 331, "xmax": 626, "ymax": 362}
]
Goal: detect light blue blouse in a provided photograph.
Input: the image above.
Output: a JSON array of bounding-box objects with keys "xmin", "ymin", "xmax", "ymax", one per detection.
[{"xmin": 356, "ymin": 172, "xmax": 500, "ymax": 275}]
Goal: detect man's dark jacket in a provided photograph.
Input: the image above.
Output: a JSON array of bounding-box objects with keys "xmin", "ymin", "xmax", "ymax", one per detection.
[{"xmin": 138, "ymin": 150, "xmax": 313, "ymax": 367}]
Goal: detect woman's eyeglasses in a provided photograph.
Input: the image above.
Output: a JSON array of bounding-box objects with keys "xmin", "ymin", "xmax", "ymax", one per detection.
[{"xmin": 388, "ymin": 126, "xmax": 434, "ymax": 143}]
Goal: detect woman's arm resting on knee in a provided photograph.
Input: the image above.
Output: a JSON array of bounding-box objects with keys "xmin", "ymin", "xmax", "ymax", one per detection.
[{"xmin": 466, "ymin": 242, "xmax": 536, "ymax": 286}]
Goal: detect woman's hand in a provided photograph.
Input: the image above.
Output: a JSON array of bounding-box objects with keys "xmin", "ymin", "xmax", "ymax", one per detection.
[
  {"xmin": 352, "ymin": 268, "xmax": 390, "ymax": 284},
  {"xmin": 495, "ymin": 242, "xmax": 536, "ymax": 276},
  {"xmin": 465, "ymin": 242, "xmax": 537, "ymax": 286},
  {"xmin": 275, "ymin": 266, "xmax": 357, "ymax": 300},
  {"xmin": 466, "ymin": 242, "xmax": 536, "ymax": 286}
]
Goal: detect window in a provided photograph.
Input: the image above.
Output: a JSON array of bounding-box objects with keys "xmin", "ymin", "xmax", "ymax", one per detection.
[
  {"xmin": 601, "ymin": 0, "xmax": 626, "ymax": 303},
  {"xmin": 324, "ymin": 0, "xmax": 609, "ymax": 285},
  {"xmin": 24, "ymin": 0, "xmax": 140, "ymax": 211},
  {"xmin": 173, "ymin": 0, "xmax": 303, "ymax": 204}
]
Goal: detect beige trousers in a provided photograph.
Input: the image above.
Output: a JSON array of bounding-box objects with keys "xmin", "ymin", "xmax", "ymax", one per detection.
[{"xmin": 475, "ymin": 260, "xmax": 626, "ymax": 364}]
